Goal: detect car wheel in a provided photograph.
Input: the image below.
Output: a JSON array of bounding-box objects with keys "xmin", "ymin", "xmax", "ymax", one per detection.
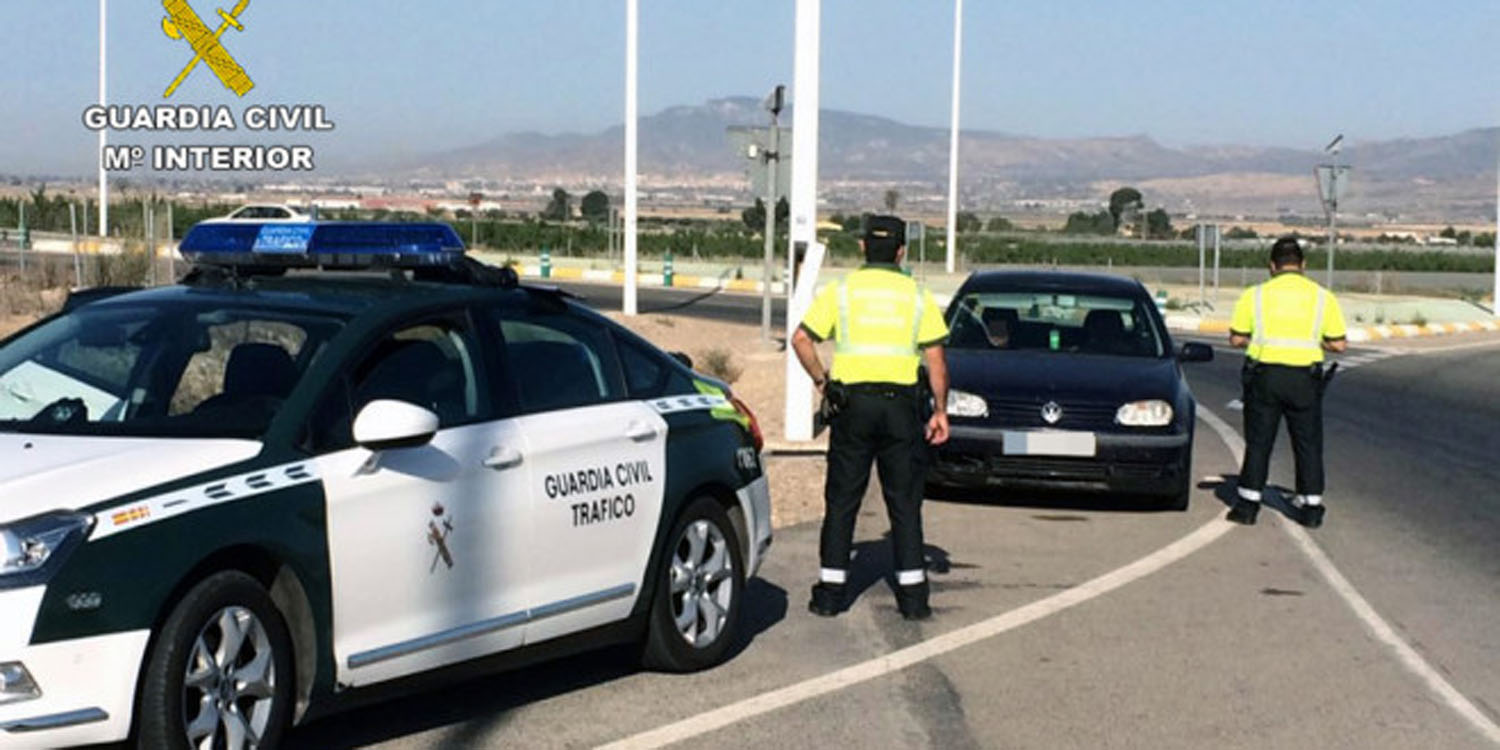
[
  {"xmin": 1158, "ymin": 449, "xmax": 1193, "ymax": 511},
  {"xmin": 642, "ymin": 497, "xmax": 745, "ymax": 672},
  {"xmin": 138, "ymin": 571, "xmax": 294, "ymax": 750}
]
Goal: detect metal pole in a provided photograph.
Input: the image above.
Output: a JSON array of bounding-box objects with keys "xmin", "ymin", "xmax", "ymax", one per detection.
[
  {"xmin": 98, "ymin": 0, "xmax": 108, "ymax": 238},
  {"xmin": 1212, "ymin": 223, "xmax": 1221, "ymax": 300},
  {"xmin": 1493, "ymin": 145, "xmax": 1499, "ymax": 317},
  {"xmin": 622, "ymin": 0, "xmax": 639, "ymax": 316},
  {"xmin": 167, "ymin": 201, "xmax": 176, "ymax": 280},
  {"xmin": 18, "ymin": 202, "xmax": 26, "ymax": 273},
  {"xmin": 762, "ymin": 117, "xmax": 779, "ymax": 342},
  {"xmin": 70, "ymin": 202, "xmax": 81, "ymax": 287},
  {"xmin": 944, "ymin": 0, "xmax": 964, "ymax": 274},
  {"xmin": 1327, "ymin": 164, "xmax": 1338, "ymax": 290},
  {"xmin": 146, "ymin": 198, "xmax": 156, "ymax": 286},
  {"xmin": 1197, "ymin": 224, "xmax": 1205, "ymax": 305}
]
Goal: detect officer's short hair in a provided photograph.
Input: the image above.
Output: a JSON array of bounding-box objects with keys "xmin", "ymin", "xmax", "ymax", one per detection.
[
  {"xmin": 863, "ymin": 214, "xmax": 905, "ymax": 263},
  {"xmin": 1270, "ymin": 236, "xmax": 1304, "ymax": 267}
]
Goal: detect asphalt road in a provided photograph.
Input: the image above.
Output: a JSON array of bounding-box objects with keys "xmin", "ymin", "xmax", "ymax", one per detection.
[{"xmin": 282, "ymin": 282, "xmax": 1500, "ymax": 748}]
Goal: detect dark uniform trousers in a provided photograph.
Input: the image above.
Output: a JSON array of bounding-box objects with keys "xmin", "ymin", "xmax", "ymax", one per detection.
[
  {"xmin": 821, "ymin": 385, "xmax": 926, "ymax": 575},
  {"xmin": 1239, "ymin": 362, "xmax": 1324, "ymax": 496}
]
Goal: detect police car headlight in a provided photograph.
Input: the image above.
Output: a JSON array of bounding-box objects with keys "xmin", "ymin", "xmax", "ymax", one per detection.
[
  {"xmin": 947, "ymin": 390, "xmax": 989, "ymax": 418},
  {"xmin": 0, "ymin": 512, "xmax": 93, "ymax": 582},
  {"xmin": 1116, "ymin": 400, "xmax": 1173, "ymax": 427}
]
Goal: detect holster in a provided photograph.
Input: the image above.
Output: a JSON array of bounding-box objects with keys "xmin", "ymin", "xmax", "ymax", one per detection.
[{"xmin": 814, "ymin": 380, "xmax": 849, "ymax": 437}]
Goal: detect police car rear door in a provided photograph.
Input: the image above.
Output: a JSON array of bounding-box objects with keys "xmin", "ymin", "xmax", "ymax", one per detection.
[
  {"xmin": 490, "ymin": 304, "xmax": 666, "ymax": 644},
  {"xmin": 313, "ymin": 312, "xmax": 534, "ymax": 686}
]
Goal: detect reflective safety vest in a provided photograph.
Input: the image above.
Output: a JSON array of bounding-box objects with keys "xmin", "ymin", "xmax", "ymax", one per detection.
[
  {"xmin": 1230, "ymin": 272, "xmax": 1346, "ymax": 367},
  {"xmin": 799, "ymin": 265, "xmax": 949, "ymax": 385}
]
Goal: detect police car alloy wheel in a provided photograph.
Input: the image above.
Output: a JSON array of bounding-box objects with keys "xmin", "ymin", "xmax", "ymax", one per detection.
[
  {"xmin": 643, "ymin": 497, "xmax": 745, "ymax": 672},
  {"xmin": 138, "ymin": 571, "xmax": 294, "ymax": 750}
]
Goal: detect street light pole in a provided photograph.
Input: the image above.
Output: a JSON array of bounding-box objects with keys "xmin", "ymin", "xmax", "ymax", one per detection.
[
  {"xmin": 944, "ymin": 0, "xmax": 964, "ymax": 274},
  {"xmin": 622, "ymin": 0, "xmax": 639, "ymax": 316},
  {"xmin": 761, "ymin": 87, "xmax": 784, "ymax": 343},
  {"xmin": 98, "ymin": 0, "xmax": 108, "ymax": 238},
  {"xmin": 1493, "ymin": 144, "xmax": 1499, "ymax": 318}
]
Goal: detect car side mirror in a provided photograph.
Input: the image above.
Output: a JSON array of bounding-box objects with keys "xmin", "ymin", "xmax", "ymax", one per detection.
[
  {"xmin": 1178, "ymin": 342, "xmax": 1214, "ymax": 363},
  {"xmin": 669, "ymin": 352, "xmax": 693, "ymax": 369},
  {"xmin": 352, "ymin": 399, "xmax": 440, "ymax": 451}
]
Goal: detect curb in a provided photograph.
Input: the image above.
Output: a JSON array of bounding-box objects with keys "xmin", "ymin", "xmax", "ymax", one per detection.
[{"xmin": 1160, "ymin": 314, "xmax": 1500, "ymax": 342}]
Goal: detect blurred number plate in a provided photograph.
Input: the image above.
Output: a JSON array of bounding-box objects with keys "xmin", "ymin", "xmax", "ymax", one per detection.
[{"xmin": 1002, "ymin": 431, "xmax": 1096, "ymax": 457}]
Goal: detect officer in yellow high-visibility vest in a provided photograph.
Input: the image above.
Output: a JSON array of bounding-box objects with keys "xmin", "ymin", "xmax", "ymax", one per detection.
[
  {"xmin": 1226, "ymin": 236, "xmax": 1347, "ymax": 528},
  {"xmin": 791, "ymin": 215, "xmax": 950, "ymax": 620}
]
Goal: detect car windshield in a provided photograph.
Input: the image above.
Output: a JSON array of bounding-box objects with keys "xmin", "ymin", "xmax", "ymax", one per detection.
[
  {"xmin": 0, "ymin": 300, "xmax": 345, "ymax": 438},
  {"xmin": 946, "ymin": 290, "xmax": 1165, "ymax": 357}
]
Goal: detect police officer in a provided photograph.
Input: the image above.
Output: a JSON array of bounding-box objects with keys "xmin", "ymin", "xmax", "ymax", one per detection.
[
  {"xmin": 790, "ymin": 215, "xmax": 951, "ymax": 620},
  {"xmin": 1226, "ymin": 236, "xmax": 1347, "ymax": 527}
]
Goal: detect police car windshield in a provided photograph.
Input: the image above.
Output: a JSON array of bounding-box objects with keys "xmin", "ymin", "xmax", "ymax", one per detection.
[
  {"xmin": 0, "ymin": 301, "xmax": 345, "ymax": 438},
  {"xmin": 946, "ymin": 291, "xmax": 1165, "ymax": 358}
]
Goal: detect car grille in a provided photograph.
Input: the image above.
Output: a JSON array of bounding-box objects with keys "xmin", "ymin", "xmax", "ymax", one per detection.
[{"xmin": 984, "ymin": 398, "xmax": 1118, "ymax": 430}]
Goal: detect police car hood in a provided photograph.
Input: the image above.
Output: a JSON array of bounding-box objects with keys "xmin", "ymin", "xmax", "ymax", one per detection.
[{"xmin": 0, "ymin": 434, "xmax": 260, "ymax": 522}]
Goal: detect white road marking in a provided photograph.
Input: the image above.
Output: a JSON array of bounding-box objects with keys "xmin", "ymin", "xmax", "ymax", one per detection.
[
  {"xmin": 598, "ymin": 410, "xmax": 1244, "ymax": 750},
  {"xmin": 1199, "ymin": 403, "xmax": 1500, "ymax": 744},
  {"xmin": 1277, "ymin": 518, "xmax": 1500, "ymax": 743},
  {"xmin": 605, "ymin": 405, "xmax": 1500, "ymax": 749},
  {"xmin": 1226, "ymin": 398, "xmax": 1244, "ymax": 411}
]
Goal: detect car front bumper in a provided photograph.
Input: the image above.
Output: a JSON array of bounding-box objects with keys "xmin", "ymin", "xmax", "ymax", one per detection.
[
  {"xmin": 930, "ymin": 425, "xmax": 1191, "ymax": 496},
  {"xmin": 0, "ymin": 586, "xmax": 148, "ymax": 748}
]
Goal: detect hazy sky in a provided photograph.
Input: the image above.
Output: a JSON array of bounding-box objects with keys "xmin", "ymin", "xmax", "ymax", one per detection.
[{"xmin": 1, "ymin": 0, "xmax": 1495, "ymax": 175}]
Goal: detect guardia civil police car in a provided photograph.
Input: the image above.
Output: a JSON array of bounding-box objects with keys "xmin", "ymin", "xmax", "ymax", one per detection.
[{"xmin": 0, "ymin": 222, "xmax": 771, "ymax": 749}]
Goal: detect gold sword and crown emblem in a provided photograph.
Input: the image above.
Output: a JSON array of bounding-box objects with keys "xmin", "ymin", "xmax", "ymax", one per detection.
[{"xmin": 160, "ymin": 0, "xmax": 254, "ymax": 98}]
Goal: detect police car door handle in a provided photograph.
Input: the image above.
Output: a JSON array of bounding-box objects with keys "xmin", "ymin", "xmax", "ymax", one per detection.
[
  {"xmin": 624, "ymin": 421, "xmax": 659, "ymax": 442},
  {"xmin": 483, "ymin": 446, "xmax": 524, "ymax": 470}
]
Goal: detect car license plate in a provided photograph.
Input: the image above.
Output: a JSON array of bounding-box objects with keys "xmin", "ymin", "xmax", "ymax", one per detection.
[{"xmin": 1002, "ymin": 430, "xmax": 1096, "ymax": 457}]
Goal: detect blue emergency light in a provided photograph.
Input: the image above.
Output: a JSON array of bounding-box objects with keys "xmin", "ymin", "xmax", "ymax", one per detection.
[{"xmin": 179, "ymin": 221, "xmax": 466, "ymax": 269}]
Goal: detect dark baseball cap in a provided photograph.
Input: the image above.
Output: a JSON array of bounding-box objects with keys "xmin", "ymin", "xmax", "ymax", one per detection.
[{"xmin": 863, "ymin": 214, "xmax": 906, "ymax": 245}]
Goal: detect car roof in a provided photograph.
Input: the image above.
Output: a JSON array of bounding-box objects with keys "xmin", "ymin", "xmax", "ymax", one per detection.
[
  {"xmin": 956, "ymin": 270, "xmax": 1147, "ymax": 297},
  {"xmin": 79, "ymin": 274, "xmax": 535, "ymax": 318}
]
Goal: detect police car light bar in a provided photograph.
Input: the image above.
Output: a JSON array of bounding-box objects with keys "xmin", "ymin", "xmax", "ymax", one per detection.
[{"xmin": 179, "ymin": 221, "xmax": 466, "ymax": 269}]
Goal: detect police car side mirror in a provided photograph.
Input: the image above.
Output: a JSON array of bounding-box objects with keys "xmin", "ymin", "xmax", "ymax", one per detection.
[
  {"xmin": 352, "ymin": 399, "xmax": 440, "ymax": 451},
  {"xmin": 1178, "ymin": 342, "xmax": 1214, "ymax": 363}
]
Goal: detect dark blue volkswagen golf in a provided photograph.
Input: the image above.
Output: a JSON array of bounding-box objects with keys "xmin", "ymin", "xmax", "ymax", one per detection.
[{"xmin": 929, "ymin": 271, "xmax": 1213, "ymax": 509}]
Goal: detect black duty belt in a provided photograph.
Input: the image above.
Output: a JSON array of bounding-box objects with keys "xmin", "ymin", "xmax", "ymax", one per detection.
[{"xmin": 845, "ymin": 382, "xmax": 918, "ymax": 399}]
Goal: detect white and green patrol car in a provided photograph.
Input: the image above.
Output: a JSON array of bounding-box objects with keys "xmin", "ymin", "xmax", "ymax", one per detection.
[{"xmin": 0, "ymin": 223, "xmax": 771, "ymax": 749}]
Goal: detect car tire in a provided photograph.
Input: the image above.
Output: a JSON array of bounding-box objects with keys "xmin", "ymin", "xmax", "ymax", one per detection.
[
  {"xmin": 1158, "ymin": 449, "xmax": 1193, "ymax": 511},
  {"xmin": 641, "ymin": 496, "xmax": 746, "ymax": 673},
  {"xmin": 138, "ymin": 571, "xmax": 295, "ymax": 750}
]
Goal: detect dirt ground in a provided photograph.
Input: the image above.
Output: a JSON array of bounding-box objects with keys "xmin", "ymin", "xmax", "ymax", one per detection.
[{"xmin": 605, "ymin": 312, "xmax": 831, "ymax": 529}]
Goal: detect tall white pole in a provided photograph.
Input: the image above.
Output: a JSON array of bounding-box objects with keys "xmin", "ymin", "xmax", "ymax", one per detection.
[
  {"xmin": 622, "ymin": 0, "xmax": 639, "ymax": 316},
  {"xmin": 944, "ymin": 0, "xmax": 964, "ymax": 274},
  {"xmin": 98, "ymin": 0, "xmax": 108, "ymax": 238},
  {"xmin": 1493, "ymin": 146, "xmax": 1498, "ymax": 318},
  {"xmin": 783, "ymin": 0, "xmax": 822, "ymax": 442}
]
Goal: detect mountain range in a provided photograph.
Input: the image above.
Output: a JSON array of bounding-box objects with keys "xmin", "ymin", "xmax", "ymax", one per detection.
[{"xmin": 406, "ymin": 97, "xmax": 1498, "ymax": 221}]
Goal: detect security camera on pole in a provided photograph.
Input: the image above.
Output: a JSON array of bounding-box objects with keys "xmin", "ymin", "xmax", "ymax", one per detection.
[{"xmin": 1315, "ymin": 134, "xmax": 1350, "ymax": 291}]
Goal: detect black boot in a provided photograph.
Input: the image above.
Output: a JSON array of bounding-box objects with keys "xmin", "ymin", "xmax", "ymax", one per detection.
[
  {"xmin": 1226, "ymin": 500, "xmax": 1260, "ymax": 525},
  {"xmin": 808, "ymin": 582, "xmax": 845, "ymax": 617},
  {"xmin": 895, "ymin": 582, "xmax": 932, "ymax": 621},
  {"xmin": 1298, "ymin": 504, "xmax": 1326, "ymax": 529}
]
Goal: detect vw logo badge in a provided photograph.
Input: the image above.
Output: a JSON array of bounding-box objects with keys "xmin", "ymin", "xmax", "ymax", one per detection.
[{"xmin": 1041, "ymin": 401, "xmax": 1063, "ymax": 425}]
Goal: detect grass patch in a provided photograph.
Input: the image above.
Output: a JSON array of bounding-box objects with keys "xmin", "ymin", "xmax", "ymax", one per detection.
[{"xmin": 698, "ymin": 347, "xmax": 743, "ymax": 385}]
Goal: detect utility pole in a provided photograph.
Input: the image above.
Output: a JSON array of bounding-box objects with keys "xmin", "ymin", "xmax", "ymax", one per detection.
[
  {"xmin": 944, "ymin": 0, "xmax": 964, "ymax": 274},
  {"xmin": 1317, "ymin": 134, "xmax": 1346, "ymax": 290},
  {"xmin": 622, "ymin": 0, "xmax": 639, "ymax": 316},
  {"xmin": 783, "ymin": 0, "xmax": 823, "ymax": 442},
  {"xmin": 1494, "ymin": 145, "xmax": 1499, "ymax": 317},
  {"xmin": 98, "ymin": 0, "xmax": 109, "ymax": 238},
  {"xmin": 760, "ymin": 85, "xmax": 785, "ymax": 343}
]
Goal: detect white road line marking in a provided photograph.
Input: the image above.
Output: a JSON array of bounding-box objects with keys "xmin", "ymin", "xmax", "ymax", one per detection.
[
  {"xmin": 1277, "ymin": 519, "xmax": 1500, "ymax": 743},
  {"xmin": 1227, "ymin": 399, "xmax": 1244, "ymax": 411},
  {"xmin": 1200, "ymin": 403, "xmax": 1500, "ymax": 744},
  {"xmin": 597, "ymin": 410, "xmax": 1243, "ymax": 750}
]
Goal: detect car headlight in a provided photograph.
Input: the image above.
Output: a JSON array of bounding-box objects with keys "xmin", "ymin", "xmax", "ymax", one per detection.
[
  {"xmin": 0, "ymin": 512, "xmax": 93, "ymax": 586},
  {"xmin": 947, "ymin": 389, "xmax": 989, "ymax": 418},
  {"xmin": 1116, "ymin": 400, "xmax": 1173, "ymax": 427}
]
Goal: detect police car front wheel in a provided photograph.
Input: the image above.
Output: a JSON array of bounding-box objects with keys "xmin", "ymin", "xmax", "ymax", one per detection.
[
  {"xmin": 642, "ymin": 497, "xmax": 745, "ymax": 672},
  {"xmin": 137, "ymin": 571, "xmax": 295, "ymax": 750}
]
